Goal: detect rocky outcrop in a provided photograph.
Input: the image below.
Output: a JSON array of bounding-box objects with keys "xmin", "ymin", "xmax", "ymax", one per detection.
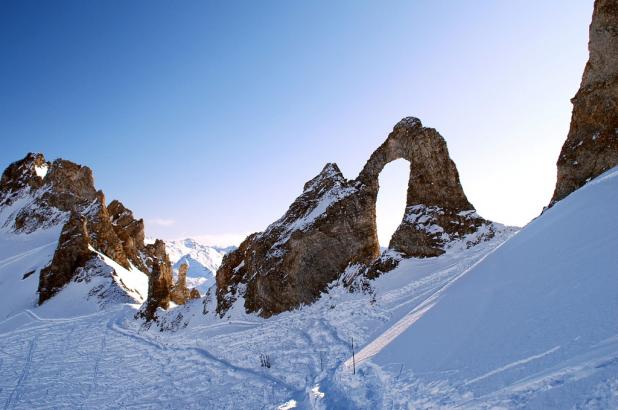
[
  {"xmin": 0, "ymin": 153, "xmax": 98, "ymax": 232},
  {"xmin": 108, "ymin": 199, "xmax": 149, "ymax": 272},
  {"xmin": 176, "ymin": 262, "xmax": 189, "ymax": 291},
  {"xmin": 84, "ymin": 192, "xmax": 131, "ymax": 269},
  {"xmin": 38, "ymin": 213, "xmax": 94, "ymax": 303},
  {"xmin": 170, "ymin": 262, "xmax": 201, "ymax": 305},
  {"xmin": 0, "ymin": 153, "xmax": 198, "ymax": 316},
  {"xmin": 139, "ymin": 240, "xmax": 174, "ymax": 320},
  {"xmin": 138, "ymin": 242, "xmax": 201, "ymax": 320},
  {"xmin": 551, "ymin": 0, "xmax": 618, "ymax": 204},
  {"xmin": 0, "ymin": 153, "xmax": 129, "ymax": 267},
  {"xmin": 216, "ymin": 163, "xmax": 378, "ymax": 317},
  {"xmin": 216, "ymin": 117, "xmax": 501, "ymax": 317},
  {"xmin": 0, "ymin": 153, "xmax": 48, "ymax": 207}
]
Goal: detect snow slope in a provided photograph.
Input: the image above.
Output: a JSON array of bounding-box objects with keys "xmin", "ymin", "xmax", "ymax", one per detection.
[
  {"xmin": 164, "ymin": 238, "xmax": 235, "ymax": 293},
  {"xmin": 0, "ymin": 224, "xmax": 61, "ymax": 319},
  {"xmin": 0, "ymin": 218, "xmax": 515, "ymax": 408},
  {"xmin": 341, "ymin": 167, "xmax": 618, "ymax": 408},
  {"xmin": 0, "ymin": 186, "xmax": 67, "ymax": 319}
]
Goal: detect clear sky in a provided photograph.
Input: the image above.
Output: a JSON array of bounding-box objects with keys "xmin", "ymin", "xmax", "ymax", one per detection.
[{"xmin": 0, "ymin": 1, "xmax": 592, "ymax": 246}]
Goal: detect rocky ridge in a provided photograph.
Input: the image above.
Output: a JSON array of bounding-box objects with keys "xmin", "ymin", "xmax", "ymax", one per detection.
[
  {"xmin": 0, "ymin": 153, "xmax": 197, "ymax": 318},
  {"xmin": 216, "ymin": 118, "xmax": 507, "ymax": 318}
]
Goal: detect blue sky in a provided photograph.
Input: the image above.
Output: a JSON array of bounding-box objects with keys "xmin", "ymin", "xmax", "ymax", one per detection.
[{"xmin": 0, "ymin": 1, "xmax": 592, "ymax": 245}]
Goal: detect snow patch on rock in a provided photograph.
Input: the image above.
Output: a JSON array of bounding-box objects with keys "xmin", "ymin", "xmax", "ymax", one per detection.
[{"xmin": 34, "ymin": 163, "xmax": 48, "ymax": 178}]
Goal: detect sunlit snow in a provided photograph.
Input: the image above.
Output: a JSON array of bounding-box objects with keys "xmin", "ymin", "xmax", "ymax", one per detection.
[{"xmin": 34, "ymin": 164, "xmax": 48, "ymax": 178}]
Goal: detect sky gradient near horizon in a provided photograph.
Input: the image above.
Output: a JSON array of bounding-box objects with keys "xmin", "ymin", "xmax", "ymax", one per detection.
[{"xmin": 0, "ymin": 1, "xmax": 593, "ymax": 246}]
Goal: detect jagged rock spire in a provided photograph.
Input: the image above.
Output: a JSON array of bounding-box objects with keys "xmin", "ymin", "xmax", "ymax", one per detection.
[{"xmin": 139, "ymin": 240, "xmax": 174, "ymax": 320}]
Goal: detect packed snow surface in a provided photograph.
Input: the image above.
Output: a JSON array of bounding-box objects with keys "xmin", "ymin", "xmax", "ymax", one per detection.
[
  {"xmin": 0, "ymin": 224, "xmax": 61, "ymax": 319},
  {"xmin": 0, "ymin": 168, "xmax": 617, "ymax": 408}
]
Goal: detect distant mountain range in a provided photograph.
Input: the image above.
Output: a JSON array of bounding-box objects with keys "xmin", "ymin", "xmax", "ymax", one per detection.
[{"xmin": 162, "ymin": 238, "xmax": 236, "ymax": 294}]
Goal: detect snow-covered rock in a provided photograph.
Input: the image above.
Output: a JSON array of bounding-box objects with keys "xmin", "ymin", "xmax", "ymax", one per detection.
[{"xmin": 216, "ymin": 162, "xmax": 378, "ymax": 318}]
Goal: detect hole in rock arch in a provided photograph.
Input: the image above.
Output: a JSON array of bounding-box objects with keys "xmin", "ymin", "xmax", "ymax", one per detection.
[{"xmin": 375, "ymin": 158, "xmax": 410, "ymax": 248}]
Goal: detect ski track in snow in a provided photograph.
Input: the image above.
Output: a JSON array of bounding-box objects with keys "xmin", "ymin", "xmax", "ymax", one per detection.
[
  {"xmin": 0, "ymin": 308, "xmax": 298, "ymax": 409},
  {"xmin": 3, "ymin": 336, "xmax": 36, "ymax": 410},
  {"xmin": 345, "ymin": 236, "xmax": 510, "ymax": 369},
  {"xmin": 0, "ymin": 234, "xmax": 503, "ymax": 409},
  {"xmin": 345, "ymin": 302, "xmax": 437, "ymax": 370},
  {"xmin": 0, "ymin": 241, "xmax": 56, "ymax": 270},
  {"xmin": 464, "ymin": 345, "xmax": 562, "ymax": 386}
]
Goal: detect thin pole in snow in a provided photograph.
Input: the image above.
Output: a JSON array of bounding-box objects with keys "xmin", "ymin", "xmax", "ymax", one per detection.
[{"xmin": 351, "ymin": 337, "xmax": 356, "ymax": 375}]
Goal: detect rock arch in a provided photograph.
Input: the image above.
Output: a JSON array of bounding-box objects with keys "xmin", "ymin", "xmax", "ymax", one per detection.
[
  {"xmin": 358, "ymin": 117, "xmax": 471, "ymax": 209},
  {"xmin": 356, "ymin": 117, "xmax": 484, "ymax": 258},
  {"xmin": 216, "ymin": 117, "xmax": 499, "ymax": 317}
]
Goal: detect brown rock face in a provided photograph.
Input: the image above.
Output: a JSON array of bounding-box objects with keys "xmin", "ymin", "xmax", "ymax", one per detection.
[
  {"xmin": 177, "ymin": 262, "xmax": 189, "ymax": 290},
  {"xmin": 0, "ymin": 153, "xmax": 47, "ymax": 206},
  {"xmin": 139, "ymin": 240, "xmax": 174, "ymax": 320},
  {"xmin": 84, "ymin": 192, "xmax": 131, "ymax": 270},
  {"xmin": 551, "ymin": 0, "xmax": 618, "ymax": 204},
  {"xmin": 217, "ymin": 163, "xmax": 378, "ymax": 317},
  {"xmin": 0, "ymin": 154, "xmax": 127, "ymax": 266},
  {"xmin": 108, "ymin": 199, "xmax": 149, "ymax": 272},
  {"xmin": 189, "ymin": 288, "xmax": 201, "ymax": 299},
  {"xmin": 216, "ymin": 117, "xmax": 498, "ymax": 317},
  {"xmin": 137, "ymin": 241, "xmax": 200, "ymax": 320},
  {"xmin": 38, "ymin": 213, "xmax": 95, "ymax": 304}
]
